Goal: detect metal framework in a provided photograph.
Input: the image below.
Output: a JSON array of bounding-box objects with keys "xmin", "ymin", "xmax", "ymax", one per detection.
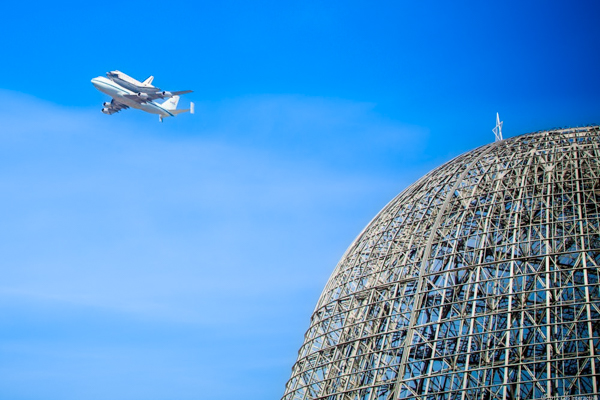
[{"xmin": 282, "ymin": 126, "xmax": 600, "ymax": 400}]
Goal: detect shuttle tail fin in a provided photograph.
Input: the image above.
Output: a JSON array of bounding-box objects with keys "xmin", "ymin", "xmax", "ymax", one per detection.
[{"xmin": 143, "ymin": 76, "xmax": 154, "ymax": 86}]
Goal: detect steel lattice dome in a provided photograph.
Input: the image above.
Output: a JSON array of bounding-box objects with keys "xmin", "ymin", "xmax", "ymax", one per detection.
[{"xmin": 282, "ymin": 126, "xmax": 600, "ymax": 400}]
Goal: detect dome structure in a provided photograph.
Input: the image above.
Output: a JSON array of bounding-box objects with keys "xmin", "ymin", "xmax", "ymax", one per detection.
[{"xmin": 282, "ymin": 126, "xmax": 600, "ymax": 400}]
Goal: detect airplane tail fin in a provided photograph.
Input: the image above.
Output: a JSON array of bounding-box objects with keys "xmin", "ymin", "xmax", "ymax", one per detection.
[
  {"xmin": 162, "ymin": 95, "xmax": 180, "ymax": 111},
  {"xmin": 162, "ymin": 96, "xmax": 194, "ymax": 117},
  {"xmin": 143, "ymin": 76, "xmax": 154, "ymax": 86}
]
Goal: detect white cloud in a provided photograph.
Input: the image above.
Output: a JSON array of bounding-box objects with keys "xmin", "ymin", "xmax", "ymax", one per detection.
[
  {"xmin": 0, "ymin": 91, "xmax": 428, "ymax": 322},
  {"xmin": 0, "ymin": 90, "xmax": 435, "ymax": 400}
]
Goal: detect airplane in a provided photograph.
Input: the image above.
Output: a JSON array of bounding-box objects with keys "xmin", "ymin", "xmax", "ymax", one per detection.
[{"xmin": 91, "ymin": 72, "xmax": 194, "ymax": 122}]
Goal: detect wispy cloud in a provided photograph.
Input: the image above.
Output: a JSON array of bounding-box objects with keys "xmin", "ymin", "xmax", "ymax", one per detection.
[
  {"xmin": 0, "ymin": 91, "xmax": 430, "ymax": 317},
  {"xmin": 0, "ymin": 91, "xmax": 431, "ymax": 400}
]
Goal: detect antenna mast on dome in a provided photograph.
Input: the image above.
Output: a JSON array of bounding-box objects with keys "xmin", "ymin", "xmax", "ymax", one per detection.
[{"xmin": 493, "ymin": 112, "xmax": 503, "ymax": 141}]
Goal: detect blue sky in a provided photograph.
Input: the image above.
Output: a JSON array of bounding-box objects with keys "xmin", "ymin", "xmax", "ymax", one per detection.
[{"xmin": 1, "ymin": 1, "xmax": 599, "ymax": 400}]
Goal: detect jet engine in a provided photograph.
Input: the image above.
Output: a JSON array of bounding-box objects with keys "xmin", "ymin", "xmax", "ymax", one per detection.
[
  {"xmin": 137, "ymin": 92, "xmax": 149, "ymax": 100},
  {"xmin": 103, "ymin": 102, "xmax": 111, "ymax": 107},
  {"xmin": 102, "ymin": 108, "xmax": 111, "ymax": 114},
  {"xmin": 161, "ymin": 91, "xmax": 173, "ymax": 98}
]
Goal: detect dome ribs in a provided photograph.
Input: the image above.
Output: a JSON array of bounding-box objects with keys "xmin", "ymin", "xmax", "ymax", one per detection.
[{"xmin": 282, "ymin": 126, "xmax": 600, "ymax": 400}]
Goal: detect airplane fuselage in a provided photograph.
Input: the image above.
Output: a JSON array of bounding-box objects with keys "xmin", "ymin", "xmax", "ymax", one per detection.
[
  {"xmin": 109, "ymin": 77, "xmax": 154, "ymax": 94},
  {"xmin": 91, "ymin": 76, "xmax": 174, "ymax": 117}
]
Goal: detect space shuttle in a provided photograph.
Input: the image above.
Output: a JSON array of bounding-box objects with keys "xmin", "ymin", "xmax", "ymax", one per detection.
[
  {"xmin": 106, "ymin": 70, "xmax": 156, "ymax": 91},
  {"xmin": 106, "ymin": 70, "xmax": 192, "ymax": 99}
]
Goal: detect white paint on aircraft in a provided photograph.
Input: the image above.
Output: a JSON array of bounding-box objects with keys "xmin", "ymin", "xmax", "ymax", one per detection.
[{"xmin": 92, "ymin": 71, "xmax": 194, "ymax": 122}]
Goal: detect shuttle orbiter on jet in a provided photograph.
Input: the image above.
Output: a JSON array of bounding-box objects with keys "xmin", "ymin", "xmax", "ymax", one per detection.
[
  {"xmin": 91, "ymin": 71, "xmax": 194, "ymax": 122},
  {"xmin": 106, "ymin": 70, "xmax": 193, "ymax": 101}
]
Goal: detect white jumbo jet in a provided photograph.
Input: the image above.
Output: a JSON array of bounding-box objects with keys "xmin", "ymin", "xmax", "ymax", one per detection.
[{"xmin": 91, "ymin": 71, "xmax": 194, "ymax": 122}]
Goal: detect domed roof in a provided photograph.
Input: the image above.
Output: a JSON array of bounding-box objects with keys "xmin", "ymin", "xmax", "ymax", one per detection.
[{"xmin": 282, "ymin": 126, "xmax": 600, "ymax": 400}]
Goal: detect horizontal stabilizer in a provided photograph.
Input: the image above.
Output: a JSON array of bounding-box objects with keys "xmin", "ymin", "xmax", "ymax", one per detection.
[
  {"xmin": 169, "ymin": 100, "xmax": 194, "ymax": 116},
  {"xmin": 171, "ymin": 108, "xmax": 190, "ymax": 116}
]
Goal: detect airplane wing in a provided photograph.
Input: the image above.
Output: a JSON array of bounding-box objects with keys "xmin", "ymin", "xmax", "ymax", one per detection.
[
  {"xmin": 169, "ymin": 90, "xmax": 193, "ymax": 96},
  {"xmin": 123, "ymin": 90, "xmax": 194, "ymax": 102},
  {"xmin": 103, "ymin": 99, "xmax": 129, "ymax": 114},
  {"xmin": 122, "ymin": 93, "xmax": 150, "ymax": 104}
]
